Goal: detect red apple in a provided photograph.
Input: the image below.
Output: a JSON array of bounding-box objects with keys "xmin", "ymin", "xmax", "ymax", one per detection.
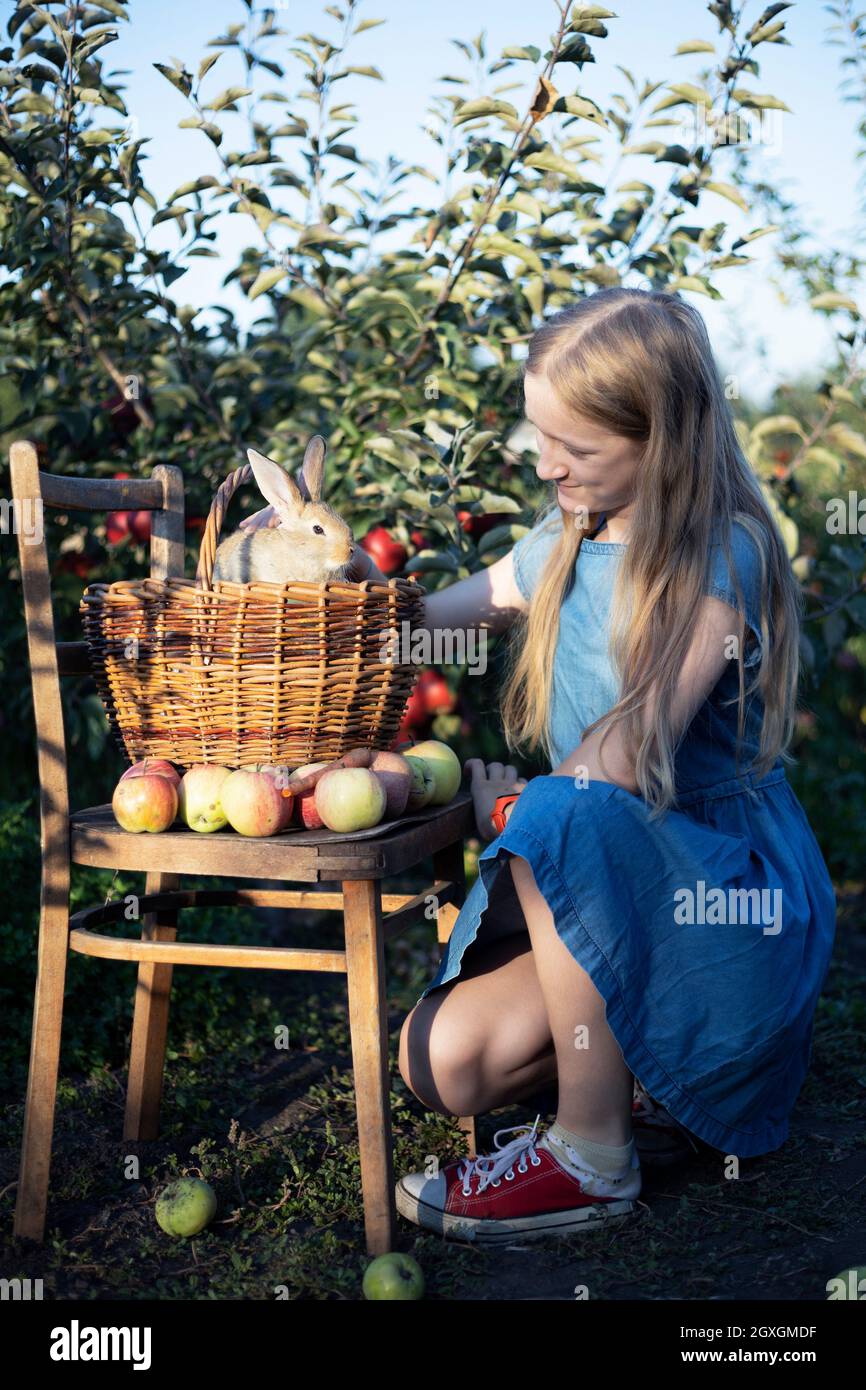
[
  {"xmin": 221, "ymin": 769, "xmax": 287, "ymax": 837},
  {"xmin": 315, "ymin": 767, "xmax": 386, "ymax": 832},
  {"xmin": 255, "ymin": 763, "xmax": 295, "ymax": 830},
  {"xmin": 401, "ymin": 683, "xmax": 432, "ymax": 732},
  {"xmin": 112, "ymin": 774, "xmax": 178, "ymax": 833},
  {"xmin": 106, "ymin": 472, "xmax": 152, "ymax": 546},
  {"xmin": 417, "ymin": 668, "xmax": 456, "ymax": 715},
  {"xmin": 290, "ymin": 760, "xmax": 330, "ymax": 828},
  {"xmin": 458, "ymin": 510, "xmax": 517, "ymax": 539},
  {"xmin": 120, "ymin": 758, "xmax": 181, "ymax": 790},
  {"xmin": 129, "ymin": 510, "xmax": 152, "ymax": 543},
  {"xmin": 57, "ymin": 553, "xmax": 95, "ymax": 579},
  {"xmin": 106, "ymin": 510, "xmax": 131, "ymax": 545},
  {"xmin": 369, "ymin": 750, "xmax": 412, "ymax": 819},
  {"xmin": 361, "ymin": 526, "xmax": 408, "ymax": 576}
]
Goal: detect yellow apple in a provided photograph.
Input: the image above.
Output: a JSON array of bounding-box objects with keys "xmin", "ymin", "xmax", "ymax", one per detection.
[{"xmin": 405, "ymin": 740, "xmax": 461, "ymax": 804}]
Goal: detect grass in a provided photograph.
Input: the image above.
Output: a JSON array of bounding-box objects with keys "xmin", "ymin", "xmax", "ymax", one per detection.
[{"xmin": 1, "ymin": 867, "xmax": 864, "ymax": 1302}]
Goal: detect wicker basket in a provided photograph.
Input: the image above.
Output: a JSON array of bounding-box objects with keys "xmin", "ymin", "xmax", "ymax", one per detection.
[{"xmin": 80, "ymin": 460, "xmax": 426, "ymax": 769}]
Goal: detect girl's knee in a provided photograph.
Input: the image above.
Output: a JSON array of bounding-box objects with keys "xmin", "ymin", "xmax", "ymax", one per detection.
[{"xmin": 398, "ymin": 999, "xmax": 485, "ymax": 1116}]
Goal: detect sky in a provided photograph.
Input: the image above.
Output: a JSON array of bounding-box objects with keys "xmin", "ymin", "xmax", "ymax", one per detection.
[{"xmin": 10, "ymin": 0, "xmax": 864, "ymax": 405}]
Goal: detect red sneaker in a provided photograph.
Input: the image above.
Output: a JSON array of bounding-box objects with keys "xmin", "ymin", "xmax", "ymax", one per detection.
[{"xmin": 395, "ymin": 1117, "xmax": 640, "ymax": 1245}]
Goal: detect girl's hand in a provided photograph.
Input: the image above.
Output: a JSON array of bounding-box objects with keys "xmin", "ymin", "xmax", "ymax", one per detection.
[
  {"xmin": 464, "ymin": 758, "xmax": 528, "ymax": 842},
  {"xmin": 239, "ymin": 504, "xmax": 280, "ymax": 532}
]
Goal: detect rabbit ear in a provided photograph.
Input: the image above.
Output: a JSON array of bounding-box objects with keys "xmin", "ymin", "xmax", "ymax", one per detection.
[
  {"xmin": 247, "ymin": 448, "xmax": 304, "ymax": 516},
  {"xmin": 300, "ymin": 434, "xmax": 326, "ymax": 502}
]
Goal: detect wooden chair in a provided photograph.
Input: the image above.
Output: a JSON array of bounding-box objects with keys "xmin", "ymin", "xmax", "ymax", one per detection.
[{"xmin": 9, "ymin": 439, "xmax": 477, "ymax": 1255}]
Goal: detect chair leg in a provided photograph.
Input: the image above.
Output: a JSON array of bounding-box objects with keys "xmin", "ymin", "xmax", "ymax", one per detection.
[
  {"xmin": 342, "ymin": 878, "xmax": 397, "ymax": 1257},
  {"xmin": 432, "ymin": 841, "xmax": 477, "ymax": 1156},
  {"xmin": 124, "ymin": 872, "xmax": 179, "ymax": 1142},
  {"xmin": 14, "ymin": 894, "xmax": 70, "ymax": 1242}
]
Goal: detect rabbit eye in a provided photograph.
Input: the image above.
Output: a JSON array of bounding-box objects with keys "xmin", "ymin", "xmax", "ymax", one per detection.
[{"xmin": 313, "ymin": 524, "xmax": 325, "ymax": 535}]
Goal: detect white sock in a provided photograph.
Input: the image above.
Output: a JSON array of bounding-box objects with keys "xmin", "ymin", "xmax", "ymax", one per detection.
[{"xmin": 547, "ymin": 1120, "xmax": 635, "ymax": 1177}]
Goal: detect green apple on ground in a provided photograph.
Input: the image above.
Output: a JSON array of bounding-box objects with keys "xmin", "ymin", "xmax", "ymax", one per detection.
[
  {"xmin": 112, "ymin": 774, "xmax": 178, "ymax": 833},
  {"xmin": 178, "ymin": 764, "xmax": 233, "ymax": 833},
  {"xmin": 221, "ymin": 769, "xmax": 288, "ymax": 837},
  {"xmin": 155, "ymin": 1178, "xmax": 217, "ymax": 1238},
  {"xmin": 369, "ymin": 750, "xmax": 412, "ymax": 818},
  {"xmin": 315, "ymin": 767, "xmax": 386, "ymax": 832},
  {"xmin": 119, "ymin": 758, "xmax": 181, "ymax": 789},
  {"xmin": 404, "ymin": 754, "xmax": 435, "ymax": 809},
  {"xmin": 404, "ymin": 739, "xmax": 461, "ymax": 804},
  {"xmin": 362, "ymin": 1252, "xmax": 425, "ymax": 1300}
]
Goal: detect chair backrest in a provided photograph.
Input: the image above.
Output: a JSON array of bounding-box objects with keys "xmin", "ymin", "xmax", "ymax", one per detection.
[{"xmin": 8, "ymin": 440, "xmax": 185, "ymax": 857}]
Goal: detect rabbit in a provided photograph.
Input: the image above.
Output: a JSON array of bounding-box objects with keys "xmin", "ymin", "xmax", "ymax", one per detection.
[{"xmin": 212, "ymin": 437, "xmax": 355, "ymax": 585}]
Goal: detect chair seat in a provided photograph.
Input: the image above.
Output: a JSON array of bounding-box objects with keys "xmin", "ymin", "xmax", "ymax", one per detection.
[{"xmin": 70, "ymin": 791, "xmax": 476, "ymax": 882}]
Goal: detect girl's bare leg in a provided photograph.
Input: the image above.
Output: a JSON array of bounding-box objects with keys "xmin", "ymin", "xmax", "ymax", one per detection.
[
  {"xmin": 509, "ymin": 854, "xmax": 633, "ymax": 1145},
  {"xmin": 399, "ymin": 858, "xmax": 633, "ymax": 1143},
  {"xmin": 398, "ymin": 931, "xmax": 557, "ymax": 1118}
]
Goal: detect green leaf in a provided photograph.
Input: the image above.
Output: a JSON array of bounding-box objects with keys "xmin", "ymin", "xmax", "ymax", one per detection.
[
  {"xmin": 151, "ymin": 206, "xmax": 190, "ymax": 225},
  {"xmin": 502, "ymin": 45, "xmax": 541, "ymax": 62},
  {"xmin": 461, "ymin": 431, "xmax": 499, "ymax": 469},
  {"xmin": 475, "ymin": 233, "xmax": 544, "ymax": 275},
  {"xmin": 79, "ymin": 127, "xmax": 124, "ymax": 145},
  {"xmin": 404, "ymin": 554, "xmax": 460, "ymax": 575},
  {"xmin": 826, "ymin": 423, "xmax": 866, "ymax": 459},
  {"xmin": 453, "ymin": 97, "xmax": 519, "ymax": 126},
  {"xmin": 207, "ymin": 86, "xmax": 253, "ymax": 112},
  {"xmin": 478, "ymin": 523, "xmax": 529, "ymax": 556},
  {"xmin": 674, "ymin": 40, "xmax": 716, "ymax": 54},
  {"xmin": 552, "ymin": 94, "xmax": 607, "ymax": 124},
  {"xmin": 167, "ymin": 175, "xmax": 220, "ymax": 202},
  {"xmin": 88, "ymin": 0, "xmax": 130, "ymax": 18},
  {"xmin": 732, "ymin": 88, "xmax": 791, "ymax": 112},
  {"xmin": 703, "ymin": 180, "xmax": 749, "ymax": 211},
  {"xmin": 652, "ymin": 82, "xmax": 713, "ymax": 111},
  {"xmin": 153, "ymin": 62, "xmax": 192, "ymax": 98},
  {"xmin": 198, "ymin": 53, "xmax": 222, "ymax": 81},
  {"xmin": 667, "ymin": 275, "xmax": 721, "ymax": 299},
  {"xmin": 752, "ymin": 415, "xmax": 806, "ymax": 441},
  {"xmin": 732, "ymin": 224, "xmax": 780, "ymax": 248},
  {"xmin": 810, "ymin": 291, "xmax": 860, "ymax": 315},
  {"xmin": 337, "ymin": 65, "xmax": 384, "ymax": 80},
  {"xmin": 498, "ymin": 190, "xmax": 544, "ymax": 220},
  {"xmin": 523, "ymin": 148, "xmax": 584, "ymax": 180},
  {"xmin": 247, "ymin": 266, "xmax": 289, "ymax": 300}
]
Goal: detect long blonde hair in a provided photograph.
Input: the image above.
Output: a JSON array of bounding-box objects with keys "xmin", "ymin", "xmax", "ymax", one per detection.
[{"xmin": 500, "ymin": 288, "xmax": 802, "ymax": 814}]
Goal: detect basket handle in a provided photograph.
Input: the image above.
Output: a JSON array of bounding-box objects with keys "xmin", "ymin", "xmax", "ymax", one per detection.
[
  {"xmin": 195, "ymin": 436, "xmax": 330, "ymax": 589},
  {"xmin": 195, "ymin": 462, "xmax": 253, "ymax": 589}
]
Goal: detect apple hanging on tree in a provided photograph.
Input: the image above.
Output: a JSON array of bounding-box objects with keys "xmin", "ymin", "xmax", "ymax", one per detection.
[{"xmin": 360, "ymin": 526, "xmax": 407, "ymax": 576}]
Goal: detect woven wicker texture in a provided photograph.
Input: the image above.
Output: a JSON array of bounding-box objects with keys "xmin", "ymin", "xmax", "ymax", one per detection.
[{"xmin": 80, "ymin": 458, "xmax": 425, "ymax": 768}]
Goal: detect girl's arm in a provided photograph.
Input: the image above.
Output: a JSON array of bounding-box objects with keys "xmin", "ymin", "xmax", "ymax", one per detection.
[
  {"xmin": 241, "ymin": 505, "xmax": 529, "ymax": 626},
  {"xmin": 551, "ymin": 594, "xmax": 743, "ymax": 793},
  {"xmin": 417, "ymin": 549, "xmax": 528, "ymax": 635}
]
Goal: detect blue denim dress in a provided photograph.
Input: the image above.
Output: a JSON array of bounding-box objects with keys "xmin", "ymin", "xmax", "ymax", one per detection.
[{"xmin": 419, "ymin": 512, "xmax": 837, "ymax": 1158}]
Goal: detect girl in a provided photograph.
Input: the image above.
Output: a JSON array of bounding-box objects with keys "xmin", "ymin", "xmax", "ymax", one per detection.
[{"xmin": 390, "ymin": 286, "xmax": 837, "ymax": 1245}]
